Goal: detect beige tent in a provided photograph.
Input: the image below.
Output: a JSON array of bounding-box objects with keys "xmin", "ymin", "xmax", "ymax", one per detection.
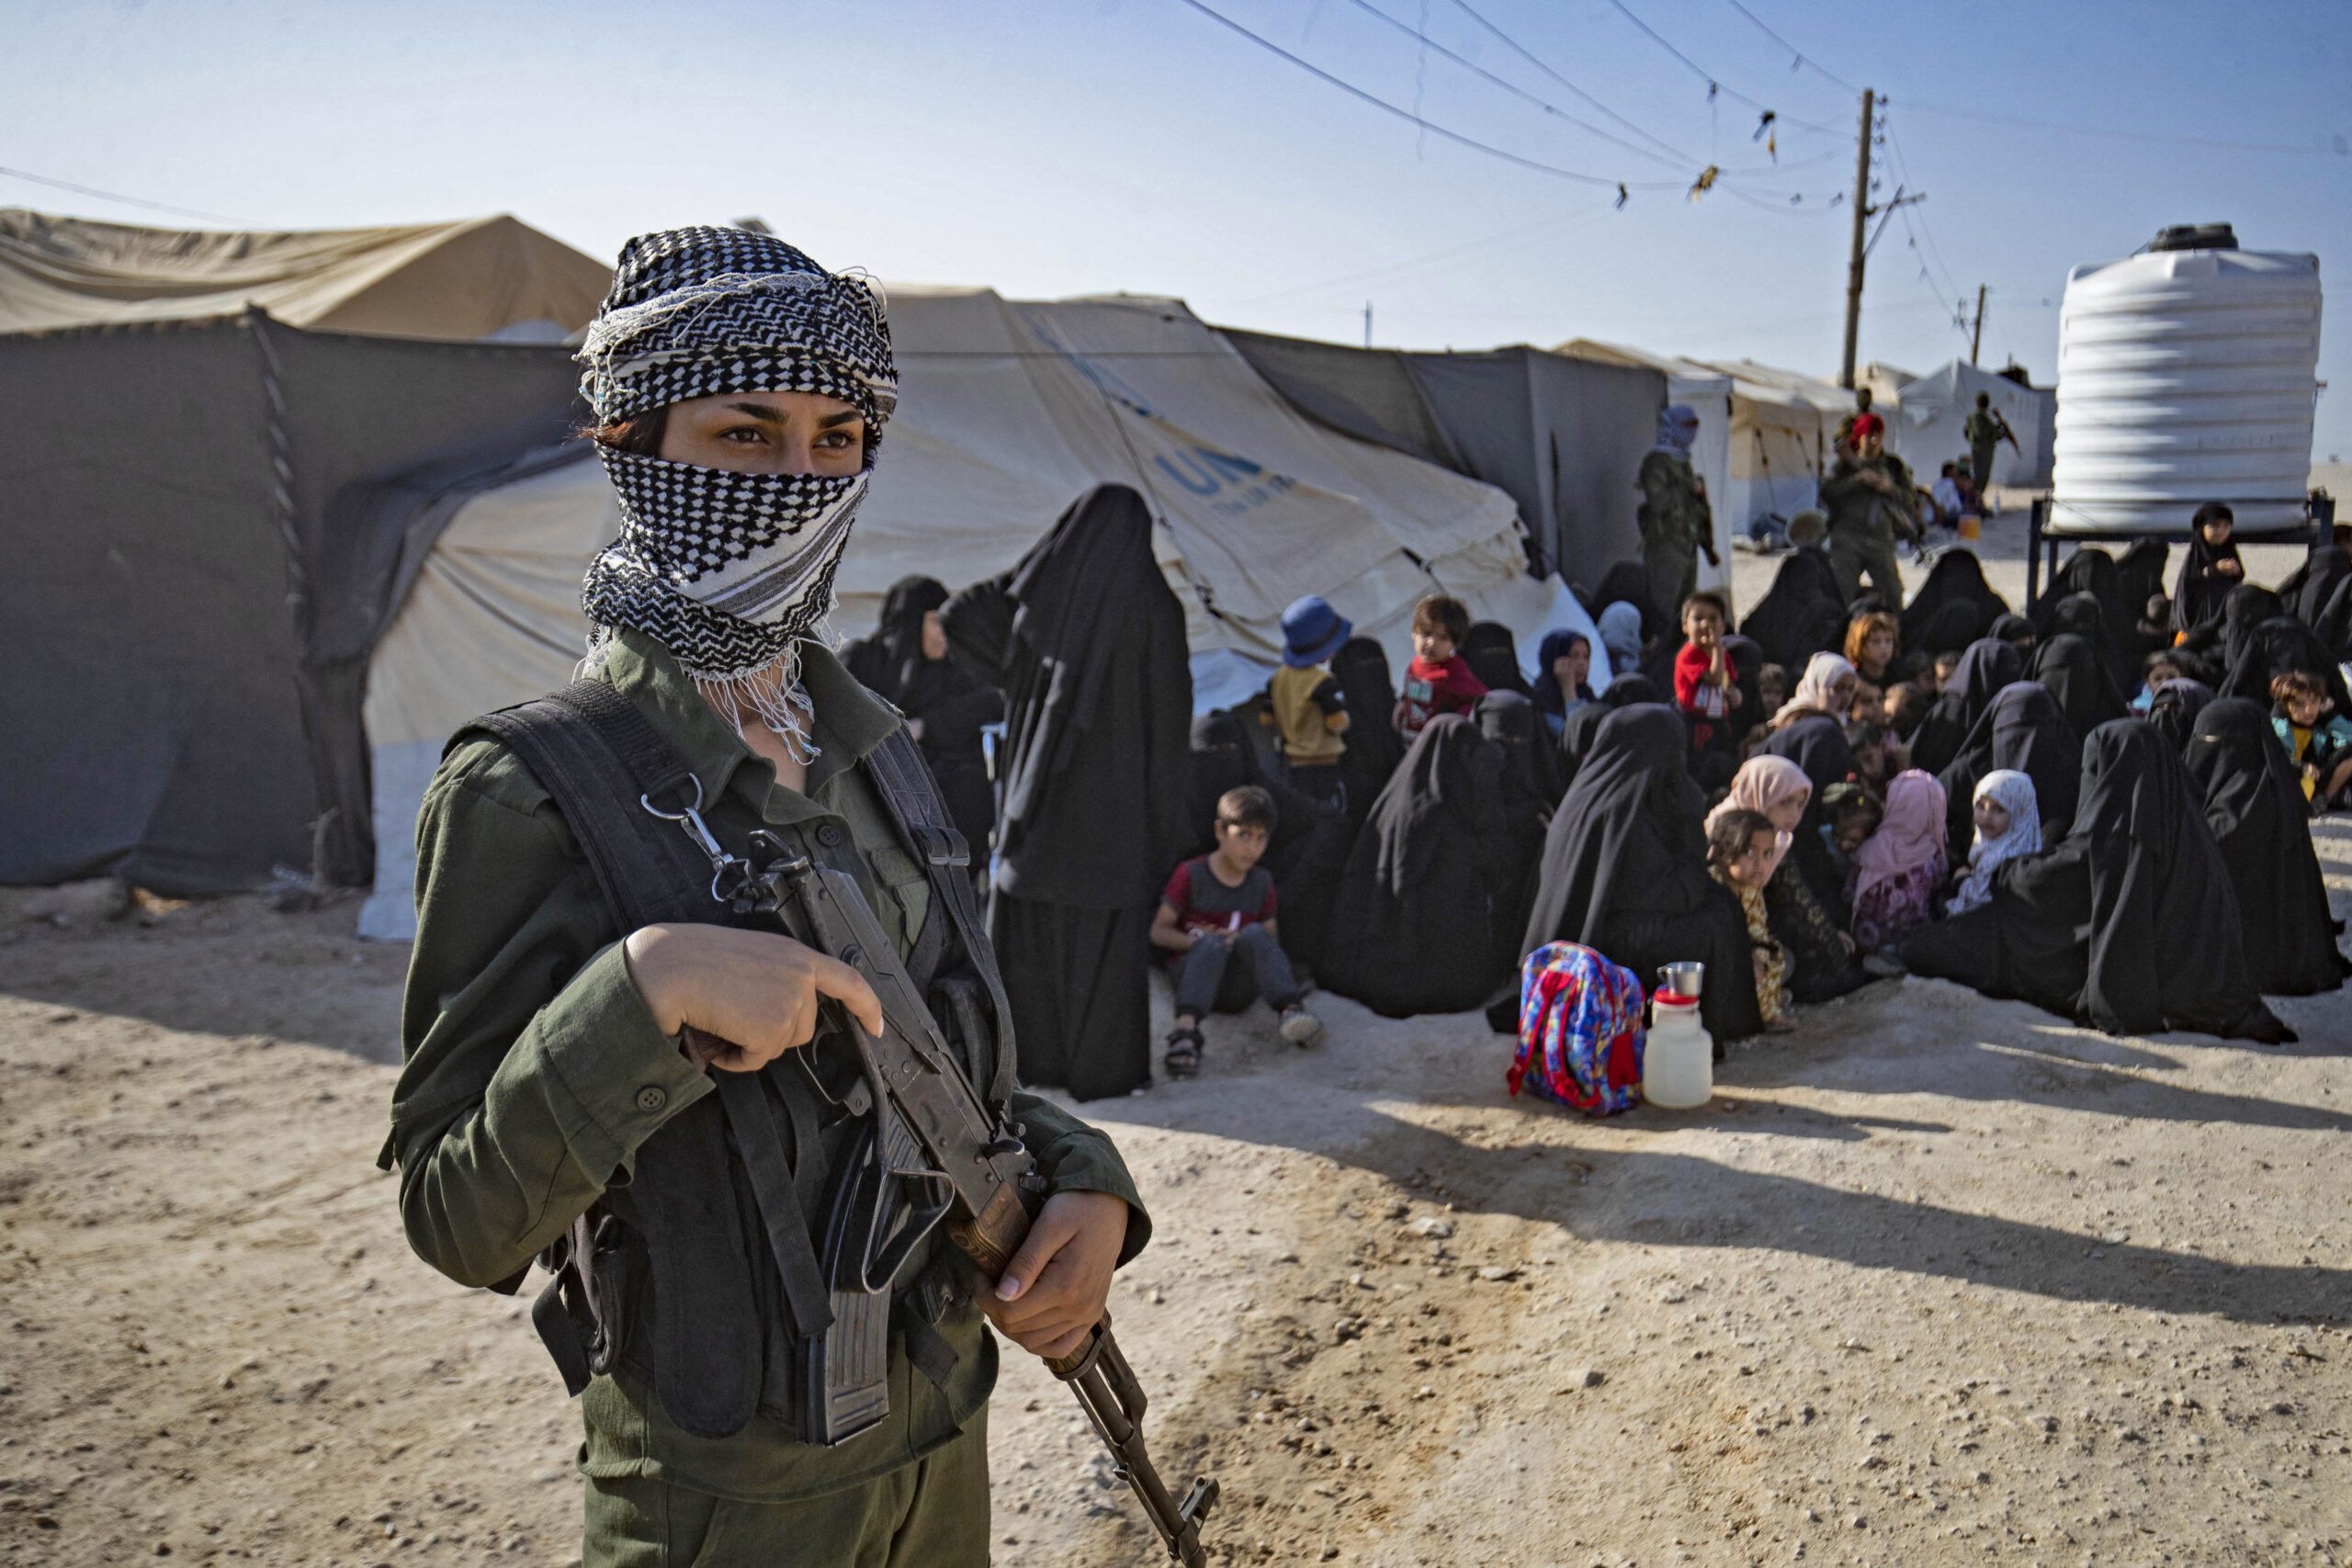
[
  {"xmin": 0, "ymin": 209, "xmax": 610, "ymax": 340},
  {"xmin": 1556, "ymin": 341, "xmax": 1854, "ymax": 537}
]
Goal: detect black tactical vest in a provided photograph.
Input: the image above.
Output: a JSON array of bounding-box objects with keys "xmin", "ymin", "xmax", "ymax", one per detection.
[{"xmin": 460, "ymin": 679, "xmax": 1015, "ymax": 1444}]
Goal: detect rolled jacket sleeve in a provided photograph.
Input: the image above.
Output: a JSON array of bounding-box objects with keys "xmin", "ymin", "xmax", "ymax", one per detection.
[{"xmin": 1009, "ymin": 1090, "xmax": 1153, "ymax": 1269}]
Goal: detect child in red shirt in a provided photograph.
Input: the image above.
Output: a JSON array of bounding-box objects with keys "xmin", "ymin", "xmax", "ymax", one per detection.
[
  {"xmin": 1393, "ymin": 593, "xmax": 1488, "ymax": 743},
  {"xmin": 1672, "ymin": 590, "xmax": 1743, "ymax": 754}
]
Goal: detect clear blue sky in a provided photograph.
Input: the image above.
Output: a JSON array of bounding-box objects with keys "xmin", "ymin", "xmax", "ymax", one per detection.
[{"xmin": 11, "ymin": 0, "xmax": 2349, "ymax": 455}]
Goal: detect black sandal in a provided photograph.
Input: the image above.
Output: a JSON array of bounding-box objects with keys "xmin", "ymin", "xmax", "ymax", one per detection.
[{"xmin": 1163, "ymin": 1026, "xmax": 1204, "ymax": 1079}]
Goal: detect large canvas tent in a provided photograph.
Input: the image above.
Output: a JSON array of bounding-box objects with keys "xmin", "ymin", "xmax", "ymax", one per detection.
[
  {"xmin": 0, "ymin": 209, "xmax": 610, "ymax": 340},
  {"xmin": 1557, "ymin": 341, "xmax": 1849, "ymax": 542},
  {"xmin": 1217, "ymin": 330, "xmax": 1670, "ymax": 589},
  {"xmin": 355, "ymin": 288, "xmax": 1589, "ymax": 937},
  {"xmin": 0, "ymin": 211, "xmax": 605, "ymax": 896}
]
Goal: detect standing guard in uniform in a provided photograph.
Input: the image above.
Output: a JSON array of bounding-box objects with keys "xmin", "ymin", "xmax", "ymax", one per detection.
[
  {"xmin": 383, "ymin": 228, "xmax": 1150, "ymax": 1566},
  {"xmin": 1962, "ymin": 390, "xmax": 2018, "ymax": 494},
  {"xmin": 1637, "ymin": 403, "xmax": 1719, "ymax": 627},
  {"xmin": 1819, "ymin": 412, "xmax": 1920, "ymax": 608}
]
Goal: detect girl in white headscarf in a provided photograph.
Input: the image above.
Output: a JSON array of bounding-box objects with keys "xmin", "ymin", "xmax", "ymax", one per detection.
[
  {"xmin": 1947, "ymin": 769, "xmax": 2042, "ymax": 914},
  {"xmin": 1772, "ymin": 651, "xmax": 1858, "ymax": 728}
]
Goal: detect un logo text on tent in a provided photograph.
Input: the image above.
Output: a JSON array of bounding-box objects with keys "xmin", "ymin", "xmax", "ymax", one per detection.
[{"xmin": 1153, "ymin": 445, "xmax": 1298, "ymax": 518}]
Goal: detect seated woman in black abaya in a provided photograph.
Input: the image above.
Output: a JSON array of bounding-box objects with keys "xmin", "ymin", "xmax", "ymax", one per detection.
[
  {"xmin": 1905, "ymin": 719, "xmax": 2292, "ymax": 1043},
  {"xmin": 1512, "ymin": 705, "xmax": 1764, "ymax": 1048},
  {"xmin": 2183, "ymin": 698, "xmax": 2350, "ymax": 996},
  {"xmin": 1322, "ymin": 714, "xmax": 1517, "ymax": 1017}
]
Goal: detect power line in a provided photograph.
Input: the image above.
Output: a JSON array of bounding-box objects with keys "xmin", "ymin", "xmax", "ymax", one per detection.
[
  {"xmin": 0, "ymin": 164, "xmax": 243, "ymax": 224},
  {"xmin": 1177, "ymin": 0, "xmax": 1688, "ymax": 189},
  {"xmin": 1343, "ymin": 0, "xmax": 1697, "ymax": 172},
  {"xmin": 1346, "ymin": 0, "xmax": 1809, "ymax": 183},
  {"xmin": 1718, "ymin": 0, "xmax": 1859, "ymax": 93},
  {"xmin": 1441, "ymin": 0, "xmax": 1729, "ymax": 169},
  {"xmin": 1597, "ymin": 0, "xmax": 1847, "ymax": 135},
  {"xmin": 1894, "ymin": 98, "xmax": 2352, "ymax": 156}
]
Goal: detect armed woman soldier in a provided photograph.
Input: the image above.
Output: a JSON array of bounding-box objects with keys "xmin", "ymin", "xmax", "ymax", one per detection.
[{"xmin": 385, "ymin": 228, "xmax": 1145, "ymax": 1565}]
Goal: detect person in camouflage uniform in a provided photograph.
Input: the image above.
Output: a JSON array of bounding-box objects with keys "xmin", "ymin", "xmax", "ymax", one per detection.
[
  {"xmin": 1817, "ymin": 412, "xmax": 1919, "ymax": 607},
  {"xmin": 1638, "ymin": 403, "xmax": 1719, "ymax": 626},
  {"xmin": 1963, "ymin": 390, "xmax": 2018, "ymax": 492}
]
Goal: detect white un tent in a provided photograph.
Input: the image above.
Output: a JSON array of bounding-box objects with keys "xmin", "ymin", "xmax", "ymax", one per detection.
[{"xmin": 357, "ymin": 288, "xmax": 1593, "ymax": 937}]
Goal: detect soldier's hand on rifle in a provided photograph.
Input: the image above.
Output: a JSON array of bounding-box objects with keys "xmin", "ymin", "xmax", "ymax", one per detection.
[
  {"xmin": 981, "ymin": 1190, "xmax": 1131, "ymax": 1359},
  {"xmin": 622, "ymin": 923, "xmax": 885, "ymax": 1071}
]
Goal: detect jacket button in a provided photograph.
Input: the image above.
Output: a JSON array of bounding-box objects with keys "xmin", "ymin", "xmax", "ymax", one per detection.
[
  {"xmin": 816, "ymin": 823, "xmax": 843, "ymax": 849},
  {"xmin": 635, "ymin": 1086, "xmax": 668, "ymax": 1113}
]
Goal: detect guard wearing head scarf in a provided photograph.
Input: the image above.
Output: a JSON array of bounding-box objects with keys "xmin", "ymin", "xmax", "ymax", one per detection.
[
  {"xmin": 385, "ymin": 228, "xmax": 1148, "ymax": 1566},
  {"xmin": 1637, "ymin": 403, "xmax": 1718, "ymax": 626}
]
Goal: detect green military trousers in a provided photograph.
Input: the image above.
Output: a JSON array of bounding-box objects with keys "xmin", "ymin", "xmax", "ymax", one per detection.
[
  {"xmin": 1828, "ymin": 522, "xmax": 1905, "ymax": 609},
  {"xmin": 582, "ymin": 1410, "xmax": 991, "ymax": 1567}
]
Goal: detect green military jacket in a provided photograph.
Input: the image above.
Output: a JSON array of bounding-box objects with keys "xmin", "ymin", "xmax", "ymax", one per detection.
[
  {"xmin": 1636, "ymin": 449, "xmax": 1712, "ymax": 552},
  {"xmin": 385, "ymin": 628, "xmax": 1149, "ymax": 1504},
  {"xmin": 1819, "ymin": 453, "xmax": 1920, "ymax": 541}
]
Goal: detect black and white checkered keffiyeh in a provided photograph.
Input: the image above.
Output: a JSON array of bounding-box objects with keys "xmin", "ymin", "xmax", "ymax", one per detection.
[{"xmin": 576, "ymin": 226, "xmax": 896, "ymax": 759}]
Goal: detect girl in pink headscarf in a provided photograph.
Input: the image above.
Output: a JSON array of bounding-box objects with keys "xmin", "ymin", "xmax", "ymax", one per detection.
[
  {"xmin": 1712, "ymin": 753, "xmax": 1875, "ymax": 1007},
  {"xmin": 1849, "ymin": 768, "xmax": 1949, "ymax": 951}
]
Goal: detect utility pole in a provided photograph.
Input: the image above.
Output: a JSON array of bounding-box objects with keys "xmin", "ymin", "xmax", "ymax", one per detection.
[
  {"xmin": 1838, "ymin": 87, "xmax": 1874, "ymax": 390},
  {"xmin": 1363, "ymin": 301, "xmax": 1374, "ymax": 350},
  {"xmin": 1969, "ymin": 284, "xmax": 1987, "ymax": 366}
]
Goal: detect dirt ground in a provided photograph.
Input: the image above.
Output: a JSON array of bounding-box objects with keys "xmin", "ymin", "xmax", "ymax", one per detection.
[{"xmin": 5, "ymin": 528, "xmax": 2349, "ymax": 1568}]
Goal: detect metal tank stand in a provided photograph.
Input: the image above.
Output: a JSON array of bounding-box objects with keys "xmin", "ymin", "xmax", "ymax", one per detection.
[{"xmin": 2025, "ymin": 492, "xmax": 2335, "ymax": 615}]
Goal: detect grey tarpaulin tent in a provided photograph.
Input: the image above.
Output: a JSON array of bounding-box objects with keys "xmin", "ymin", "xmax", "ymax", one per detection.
[
  {"xmin": 1219, "ymin": 329, "xmax": 1667, "ymax": 586},
  {"xmin": 0, "ymin": 231, "xmax": 601, "ymax": 896}
]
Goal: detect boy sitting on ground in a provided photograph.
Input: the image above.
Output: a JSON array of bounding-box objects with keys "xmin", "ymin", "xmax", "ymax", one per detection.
[
  {"xmin": 2271, "ymin": 671, "xmax": 2352, "ymax": 812},
  {"xmin": 1150, "ymin": 785, "xmax": 1324, "ymax": 1078},
  {"xmin": 1394, "ymin": 593, "xmax": 1487, "ymax": 743}
]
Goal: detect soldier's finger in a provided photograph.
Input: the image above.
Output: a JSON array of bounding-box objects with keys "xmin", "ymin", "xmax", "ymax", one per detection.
[
  {"xmin": 808, "ymin": 954, "xmax": 885, "ymax": 1039},
  {"xmin": 995, "ymin": 1207, "xmax": 1079, "ymax": 1303}
]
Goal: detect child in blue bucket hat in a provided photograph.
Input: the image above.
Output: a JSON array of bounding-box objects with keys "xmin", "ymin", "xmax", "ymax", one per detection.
[{"xmin": 1260, "ymin": 595, "xmax": 1353, "ymax": 808}]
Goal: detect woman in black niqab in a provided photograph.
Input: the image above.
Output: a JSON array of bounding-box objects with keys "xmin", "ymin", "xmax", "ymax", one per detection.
[
  {"xmin": 1740, "ymin": 547, "xmax": 1847, "ymax": 672},
  {"xmin": 989, "ymin": 483, "xmax": 1194, "ymax": 1099},
  {"xmin": 1461, "ymin": 621, "xmax": 1532, "ymax": 697},
  {"xmin": 1899, "ymin": 548, "xmax": 2008, "ymax": 653},
  {"xmin": 1602, "ymin": 672, "xmax": 1666, "ymax": 708},
  {"xmin": 2279, "ymin": 542, "xmax": 2352, "ymax": 658},
  {"xmin": 2219, "ymin": 613, "xmax": 2352, "ymax": 717},
  {"xmin": 2144, "ymin": 678, "xmax": 2216, "ymax": 754},
  {"xmin": 1906, "ymin": 637, "xmax": 2024, "ymax": 778},
  {"xmin": 2172, "ymin": 510, "xmax": 2245, "ymax": 634},
  {"xmin": 893, "ymin": 592, "xmax": 1006, "ymax": 854},
  {"xmin": 2068, "ymin": 720, "xmax": 2293, "ymax": 1041},
  {"xmin": 2032, "ymin": 623, "xmax": 2129, "ymax": 741},
  {"xmin": 1331, "ymin": 635, "xmax": 1407, "ymax": 805},
  {"xmin": 1555, "ymin": 700, "xmax": 1612, "ymax": 792},
  {"xmin": 1513, "ymin": 705, "xmax": 1764, "ymax": 1046},
  {"xmin": 2183, "ymin": 698, "xmax": 2350, "ymax": 997},
  {"xmin": 2049, "ymin": 591, "xmax": 2136, "ymax": 693},
  {"xmin": 841, "ymin": 573, "xmax": 946, "ymax": 703},
  {"xmin": 1935, "ymin": 681, "xmax": 2080, "ymax": 865},
  {"xmin": 1476, "ymin": 690, "xmax": 1560, "ymax": 976},
  {"xmin": 1322, "ymin": 715, "xmax": 1516, "ymax": 1017}
]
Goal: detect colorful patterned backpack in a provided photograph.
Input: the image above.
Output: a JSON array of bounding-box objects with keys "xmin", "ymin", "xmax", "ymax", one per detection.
[{"xmin": 1505, "ymin": 942, "xmax": 1646, "ymax": 1116}]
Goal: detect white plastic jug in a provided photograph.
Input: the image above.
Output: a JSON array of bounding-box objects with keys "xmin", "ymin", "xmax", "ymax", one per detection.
[{"xmin": 1642, "ymin": 991, "xmax": 1713, "ymax": 1110}]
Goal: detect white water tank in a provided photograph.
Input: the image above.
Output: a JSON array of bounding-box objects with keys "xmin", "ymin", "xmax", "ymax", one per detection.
[{"xmin": 2050, "ymin": 229, "xmax": 2321, "ymax": 535}]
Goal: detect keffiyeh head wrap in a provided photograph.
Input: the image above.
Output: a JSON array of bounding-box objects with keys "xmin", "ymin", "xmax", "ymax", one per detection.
[
  {"xmin": 576, "ymin": 226, "xmax": 898, "ymax": 759},
  {"xmin": 1948, "ymin": 769, "xmax": 2041, "ymax": 914},
  {"xmin": 1654, "ymin": 402, "xmax": 1699, "ymax": 457}
]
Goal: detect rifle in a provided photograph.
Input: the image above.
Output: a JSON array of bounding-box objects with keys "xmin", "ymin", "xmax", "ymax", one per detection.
[{"xmin": 686, "ymin": 829, "xmax": 1218, "ymax": 1566}]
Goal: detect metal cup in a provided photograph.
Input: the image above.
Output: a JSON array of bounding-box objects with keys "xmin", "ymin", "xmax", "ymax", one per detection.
[{"xmin": 1657, "ymin": 961, "xmax": 1705, "ymax": 998}]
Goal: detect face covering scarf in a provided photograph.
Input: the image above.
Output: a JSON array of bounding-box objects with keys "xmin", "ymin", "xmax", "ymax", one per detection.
[{"xmin": 575, "ymin": 226, "xmax": 897, "ymax": 761}]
